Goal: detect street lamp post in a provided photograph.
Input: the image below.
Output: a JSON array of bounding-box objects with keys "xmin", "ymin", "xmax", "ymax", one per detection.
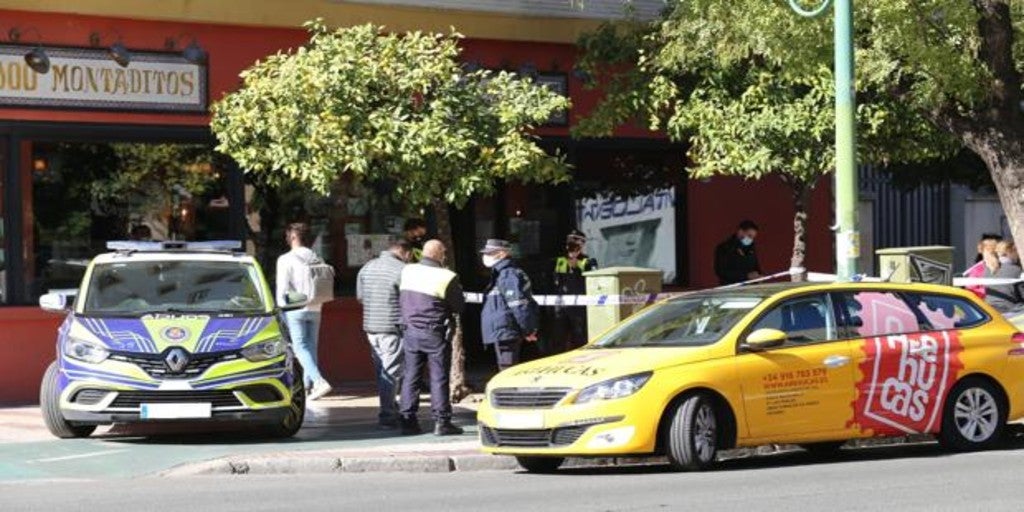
[{"xmin": 790, "ymin": 0, "xmax": 859, "ymax": 280}]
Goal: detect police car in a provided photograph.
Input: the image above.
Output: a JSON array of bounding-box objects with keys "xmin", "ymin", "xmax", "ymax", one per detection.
[{"xmin": 38, "ymin": 241, "xmax": 306, "ymax": 439}]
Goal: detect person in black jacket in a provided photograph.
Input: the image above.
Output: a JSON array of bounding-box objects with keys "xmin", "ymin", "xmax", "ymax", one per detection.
[
  {"xmin": 480, "ymin": 239, "xmax": 539, "ymax": 371},
  {"xmin": 714, "ymin": 220, "xmax": 762, "ymax": 285}
]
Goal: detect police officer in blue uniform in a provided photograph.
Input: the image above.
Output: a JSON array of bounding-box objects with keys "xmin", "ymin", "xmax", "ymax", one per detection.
[
  {"xmin": 480, "ymin": 239, "xmax": 539, "ymax": 371},
  {"xmin": 397, "ymin": 240, "xmax": 465, "ymax": 436}
]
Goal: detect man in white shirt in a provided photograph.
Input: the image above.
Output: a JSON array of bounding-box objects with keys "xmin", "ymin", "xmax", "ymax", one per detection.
[{"xmin": 277, "ymin": 222, "xmax": 333, "ymax": 400}]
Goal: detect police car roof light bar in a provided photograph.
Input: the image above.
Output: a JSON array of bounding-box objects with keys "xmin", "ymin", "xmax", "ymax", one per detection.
[{"xmin": 106, "ymin": 240, "xmax": 243, "ymax": 253}]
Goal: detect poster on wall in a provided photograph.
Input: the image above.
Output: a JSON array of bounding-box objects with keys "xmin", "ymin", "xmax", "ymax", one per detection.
[
  {"xmin": 576, "ymin": 187, "xmax": 676, "ymax": 283},
  {"xmin": 345, "ymin": 234, "xmax": 396, "ymax": 268}
]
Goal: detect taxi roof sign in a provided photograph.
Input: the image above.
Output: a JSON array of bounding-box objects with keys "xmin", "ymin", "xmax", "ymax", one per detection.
[{"xmin": 106, "ymin": 240, "xmax": 243, "ymax": 253}]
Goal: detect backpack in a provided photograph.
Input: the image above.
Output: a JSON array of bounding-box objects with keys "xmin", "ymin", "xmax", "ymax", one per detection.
[{"xmin": 296, "ymin": 255, "xmax": 336, "ymax": 307}]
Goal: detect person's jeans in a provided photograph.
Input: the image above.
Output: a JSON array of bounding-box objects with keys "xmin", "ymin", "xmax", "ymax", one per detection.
[
  {"xmin": 495, "ymin": 339, "xmax": 523, "ymax": 371},
  {"xmin": 366, "ymin": 332, "xmax": 403, "ymax": 423},
  {"xmin": 285, "ymin": 310, "xmax": 324, "ymax": 388}
]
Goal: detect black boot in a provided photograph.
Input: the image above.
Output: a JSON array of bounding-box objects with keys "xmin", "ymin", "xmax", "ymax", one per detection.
[
  {"xmin": 400, "ymin": 418, "xmax": 422, "ymax": 436},
  {"xmin": 434, "ymin": 420, "xmax": 464, "ymax": 436}
]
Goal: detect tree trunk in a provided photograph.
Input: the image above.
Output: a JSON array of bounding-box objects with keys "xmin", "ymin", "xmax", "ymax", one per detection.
[
  {"xmin": 966, "ymin": 137, "xmax": 1024, "ymax": 252},
  {"xmin": 432, "ymin": 200, "xmax": 473, "ymax": 403},
  {"xmin": 788, "ymin": 182, "xmax": 811, "ymax": 282}
]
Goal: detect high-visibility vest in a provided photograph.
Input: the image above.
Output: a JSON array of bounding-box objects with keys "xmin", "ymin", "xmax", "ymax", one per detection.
[{"xmin": 554, "ymin": 256, "xmax": 590, "ymax": 274}]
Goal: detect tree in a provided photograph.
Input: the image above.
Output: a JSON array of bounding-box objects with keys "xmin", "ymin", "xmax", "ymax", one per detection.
[
  {"xmin": 211, "ymin": 21, "xmax": 570, "ymax": 401},
  {"xmin": 580, "ymin": 0, "xmax": 1024, "ymax": 268},
  {"xmin": 573, "ymin": 9, "xmax": 947, "ymax": 273}
]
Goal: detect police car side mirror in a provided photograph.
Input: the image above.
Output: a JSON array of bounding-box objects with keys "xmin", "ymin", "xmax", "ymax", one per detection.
[
  {"xmin": 281, "ymin": 292, "xmax": 309, "ymax": 311},
  {"xmin": 40, "ymin": 291, "xmax": 75, "ymax": 313},
  {"xmin": 742, "ymin": 328, "xmax": 787, "ymax": 352}
]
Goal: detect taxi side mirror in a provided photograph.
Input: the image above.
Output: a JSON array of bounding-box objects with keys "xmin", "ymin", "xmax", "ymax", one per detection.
[
  {"xmin": 742, "ymin": 328, "xmax": 787, "ymax": 352},
  {"xmin": 281, "ymin": 292, "xmax": 309, "ymax": 312}
]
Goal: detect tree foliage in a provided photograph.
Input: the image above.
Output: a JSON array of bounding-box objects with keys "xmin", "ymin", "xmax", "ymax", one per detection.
[{"xmin": 211, "ymin": 21, "xmax": 570, "ymax": 208}]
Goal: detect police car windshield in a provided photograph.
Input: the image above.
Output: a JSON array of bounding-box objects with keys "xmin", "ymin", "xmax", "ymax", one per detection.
[
  {"xmin": 82, "ymin": 260, "xmax": 268, "ymax": 316},
  {"xmin": 590, "ymin": 294, "xmax": 763, "ymax": 348}
]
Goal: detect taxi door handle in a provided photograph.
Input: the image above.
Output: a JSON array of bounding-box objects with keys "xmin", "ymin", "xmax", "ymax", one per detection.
[{"xmin": 823, "ymin": 355, "xmax": 850, "ymax": 368}]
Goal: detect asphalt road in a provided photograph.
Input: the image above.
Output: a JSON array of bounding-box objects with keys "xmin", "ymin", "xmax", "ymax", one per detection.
[{"xmin": 5, "ymin": 442, "xmax": 1024, "ymax": 512}]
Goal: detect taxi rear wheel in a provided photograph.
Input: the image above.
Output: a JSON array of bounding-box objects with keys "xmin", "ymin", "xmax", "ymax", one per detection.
[
  {"xmin": 940, "ymin": 378, "xmax": 1006, "ymax": 452},
  {"xmin": 515, "ymin": 456, "xmax": 565, "ymax": 473},
  {"xmin": 666, "ymin": 393, "xmax": 719, "ymax": 471},
  {"xmin": 41, "ymin": 361, "xmax": 96, "ymax": 439}
]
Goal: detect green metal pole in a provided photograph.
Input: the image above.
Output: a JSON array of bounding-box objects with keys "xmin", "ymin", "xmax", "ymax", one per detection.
[{"xmin": 834, "ymin": 0, "xmax": 859, "ymax": 280}]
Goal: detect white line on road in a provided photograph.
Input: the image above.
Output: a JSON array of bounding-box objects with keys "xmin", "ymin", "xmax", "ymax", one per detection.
[{"xmin": 27, "ymin": 449, "xmax": 127, "ymax": 464}]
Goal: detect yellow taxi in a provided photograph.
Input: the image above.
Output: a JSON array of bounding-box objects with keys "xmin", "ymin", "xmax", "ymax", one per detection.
[{"xmin": 478, "ymin": 282, "xmax": 1024, "ymax": 472}]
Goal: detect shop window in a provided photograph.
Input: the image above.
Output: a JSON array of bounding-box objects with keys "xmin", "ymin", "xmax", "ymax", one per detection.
[{"xmin": 27, "ymin": 142, "xmax": 232, "ymax": 302}]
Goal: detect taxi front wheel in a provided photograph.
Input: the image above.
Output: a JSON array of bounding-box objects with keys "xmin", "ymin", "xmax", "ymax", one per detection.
[
  {"xmin": 666, "ymin": 393, "xmax": 719, "ymax": 471},
  {"xmin": 939, "ymin": 378, "xmax": 1006, "ymax": 452}
]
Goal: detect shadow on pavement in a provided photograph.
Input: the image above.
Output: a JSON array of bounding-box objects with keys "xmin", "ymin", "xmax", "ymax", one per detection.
[{"xmin": 540, "ymin": 428, "xmax": 1024, "ymax": 477}]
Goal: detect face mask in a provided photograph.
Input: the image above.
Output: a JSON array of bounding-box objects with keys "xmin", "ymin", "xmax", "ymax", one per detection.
[
  {"xmin": 482, "ymin": 255, "xmax": 498, "ymax": 268},
  {"xmin": 1000, "ymin": 256, "xmax": 1013, "ymax": 264},
  {"xmin": 740, "ymin": 236, "xmax": 754, "ymax": 247}
]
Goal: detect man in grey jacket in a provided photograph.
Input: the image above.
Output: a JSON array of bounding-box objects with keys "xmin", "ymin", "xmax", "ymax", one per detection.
[{"xmin": 356, "ymin": 240, "xmax": 412, "ymax": 427}]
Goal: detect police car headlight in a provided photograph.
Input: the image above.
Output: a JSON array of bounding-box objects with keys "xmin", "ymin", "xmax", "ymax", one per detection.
[
  {"xmin": 242, "ymin": 338, "xmax": 287, "ymax": 362},
  {"xmin": 575, "ymin": 372, "xmax": 652, "ymax": 404},
  {"xmin": 63, "ymin": 337, "xmax": 110, "ymax": 364}
]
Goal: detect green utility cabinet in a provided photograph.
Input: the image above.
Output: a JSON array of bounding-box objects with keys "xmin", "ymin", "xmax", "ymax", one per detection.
[
  {"xmin": 875, "ymin": 246, "xmax": 954, "ymax": 285},
  {"xmin": 584, "ymin": 267, "xmax": 663, "ymax": 340}
]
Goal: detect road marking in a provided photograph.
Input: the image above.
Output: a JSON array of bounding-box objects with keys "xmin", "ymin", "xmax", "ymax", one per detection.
[{"xmin": 27, "ymin": 449, "xmax": 127, "ymax": 464}]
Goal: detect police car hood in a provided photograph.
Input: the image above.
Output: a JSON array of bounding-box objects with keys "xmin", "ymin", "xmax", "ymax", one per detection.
[
  {"xmin": 490, "ymin": 346, "xmax": 712, "ymax": 389},
  {"xmin": 68, "ymin": 314, "xmax": 280, "ymax": 354}
]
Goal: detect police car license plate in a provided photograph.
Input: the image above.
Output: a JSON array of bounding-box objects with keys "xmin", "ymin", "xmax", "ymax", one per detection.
[
  {"xmin": 494, "ymin": 411, "xmax": 544, "ymax": 429},
  {"xmin": 140, "ymin": 403, "xmax": 212, "ymax": 420}
]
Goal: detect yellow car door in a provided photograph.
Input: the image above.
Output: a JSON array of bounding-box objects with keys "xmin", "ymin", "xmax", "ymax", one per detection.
[{"xmin": 735, "ymin": 293, "xmax": 857, "ymax": 441}]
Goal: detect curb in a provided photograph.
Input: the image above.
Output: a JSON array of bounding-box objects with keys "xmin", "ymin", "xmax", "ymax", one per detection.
[{"xmin": 161, "ymin": 453, "xmax": 517, "ymax": 477}]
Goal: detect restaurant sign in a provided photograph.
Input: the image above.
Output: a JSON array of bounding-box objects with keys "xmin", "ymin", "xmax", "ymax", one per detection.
[{"xmin": 0, "ymin": 45, "xmax": 207, "ymax": 113}]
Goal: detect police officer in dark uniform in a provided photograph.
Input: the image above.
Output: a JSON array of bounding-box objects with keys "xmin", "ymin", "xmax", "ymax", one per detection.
[
  {"xmin": 480, "ymin": 239, "xmax": 539, "ymax": 371},
  {"xmin": 398, "ymin": 239, "xmax": 465, "ymax": 436},
  {"xmin": 551, "ymin": 230, "xmax": 597, "ymax": 354}
]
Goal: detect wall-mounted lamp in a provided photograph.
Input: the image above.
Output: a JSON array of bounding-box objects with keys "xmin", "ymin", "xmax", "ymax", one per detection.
[
  {"xmin": 89, "ymin": 30, "xmax": 131, "ymax": 67},
  {"xmin": 8, "ymin": 27, "xmax": 50, "ymax": 74},
  {"xmin": 165, "ymin": 34, "xmax": 207, "ymax": 64}
]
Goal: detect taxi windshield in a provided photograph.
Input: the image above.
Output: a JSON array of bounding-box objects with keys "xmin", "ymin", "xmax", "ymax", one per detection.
[
  {"xmin": 590, "ymin": 294, "xmax": 763, "ymax": 348},
  {"xmin": 82, "ymin": 260, "xmax": 268, "ymax": 316}
]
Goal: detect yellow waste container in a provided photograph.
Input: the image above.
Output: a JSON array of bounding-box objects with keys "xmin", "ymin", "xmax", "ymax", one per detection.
[
  {"xmin": 584, "ymin": 267, "xmax": 663, "ymax": 340},
  {"xmin": 875, "ymin": 246, "xmax": 954, "ymax": 285}
]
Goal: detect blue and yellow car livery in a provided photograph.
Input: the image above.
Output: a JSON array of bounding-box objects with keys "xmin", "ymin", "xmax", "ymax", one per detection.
[{"xmin": 39, "ymin": 241, "xmax": 306, "ymax": 439}]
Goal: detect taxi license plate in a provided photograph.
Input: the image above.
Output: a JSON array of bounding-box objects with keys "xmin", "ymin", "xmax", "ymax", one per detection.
[
  {"xmin": 140, "ymin": 403, "xmax": 212, "ymax": 420},
  {"xmin": 494, "ymin": 411, "xmax": 544, "ymax": 429}
]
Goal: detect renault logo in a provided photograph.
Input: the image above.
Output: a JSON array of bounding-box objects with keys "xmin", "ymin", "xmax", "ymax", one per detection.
[{"xmin": 164, "ymin": 348, "xmax": 191, "ymax": 374}]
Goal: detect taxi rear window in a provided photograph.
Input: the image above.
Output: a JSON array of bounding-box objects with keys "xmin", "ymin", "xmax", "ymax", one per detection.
[{"xmin": 836, "ymin": 291, "xmax": 988, "ymax": 338}]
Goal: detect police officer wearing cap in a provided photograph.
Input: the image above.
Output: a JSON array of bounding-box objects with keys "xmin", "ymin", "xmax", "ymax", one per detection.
[
  {"xmin": 480, "ymin": 239, "xmax": 540, "ymax": 371},
  {"xmin": 552, "ymin": 230, "xmax": 598, "ymax": 354}
]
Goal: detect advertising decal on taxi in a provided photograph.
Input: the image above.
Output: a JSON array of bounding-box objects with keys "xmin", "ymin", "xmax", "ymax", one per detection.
[{"xmin": 848, "ymin": 293, "xmax": 964, "ymax": 435}]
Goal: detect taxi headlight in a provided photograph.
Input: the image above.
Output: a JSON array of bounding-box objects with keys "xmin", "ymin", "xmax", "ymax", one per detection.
[
  {"xmin": 241, "ymin": 338, "xmax": 287, "ymax": 362},
  {"xmin": 63, "ymin": 337, "xmax": 110, "ymax": 364},
  {"xmin": 575, "ymin": 372, "xmax": 652, "ymax": 404}
]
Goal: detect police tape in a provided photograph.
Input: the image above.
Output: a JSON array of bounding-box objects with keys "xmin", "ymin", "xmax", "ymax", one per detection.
[{"xmin": 463, "ymin": 269, "xmax": 803, "ymax": 306}]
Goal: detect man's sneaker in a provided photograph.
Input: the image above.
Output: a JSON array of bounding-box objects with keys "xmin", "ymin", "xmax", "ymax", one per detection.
[
  {"xmin": 307, "ymin": 379, "xmax": 333, "ymax": 401},
  {"xmin": 434, "ymin": 421, "xmax": 464, "ymax": 436},
  {"xmin": 400, "ymin": 419, "xmax": 422, "ymax": 436}
]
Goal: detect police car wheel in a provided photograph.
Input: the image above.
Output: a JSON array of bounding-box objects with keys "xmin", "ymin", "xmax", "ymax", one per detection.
[
  {"xmin": 515, "ymin": 456, "xmax": 564, "ymax": 473},
  {"xmin": 264, "ymin": 371, "xmax": 306, "ymax": 439},
  {"xmin": 940, "ymin": 378, "xmax": 1006, "ymax": 452},
  {"xmin": 666, "ymin": 393, "xmax": 719, "ymax": 471},
  {"xmin": 40, "ymin": 361, "xmax": 96, "ymax": 439}
]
